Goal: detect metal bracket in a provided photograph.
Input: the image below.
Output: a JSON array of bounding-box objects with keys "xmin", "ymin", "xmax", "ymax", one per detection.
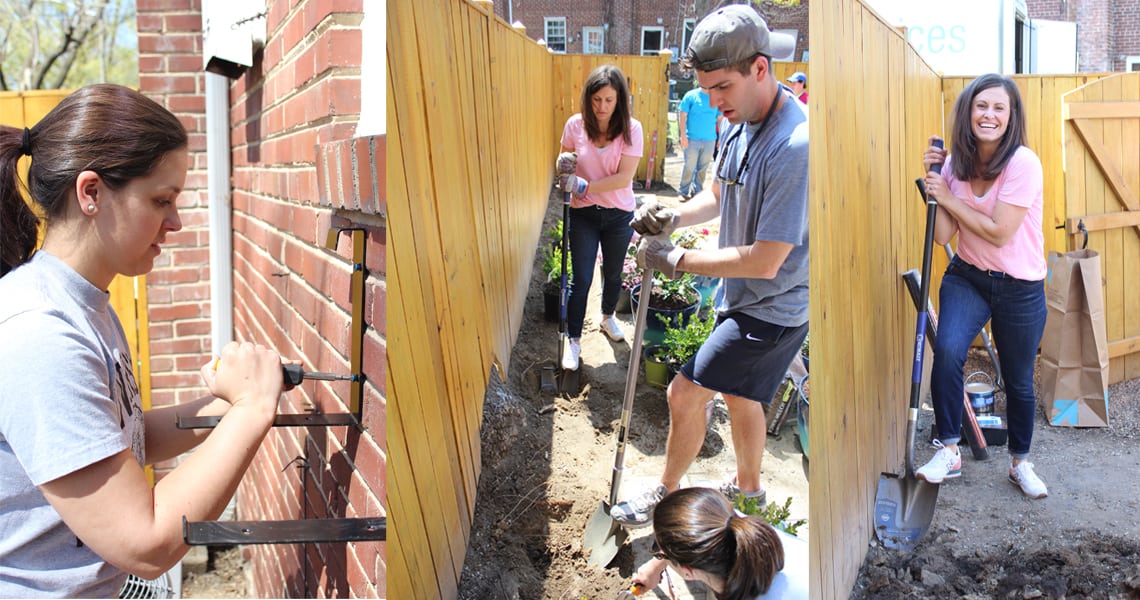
[
  {"xmin": 183, "ymin": 516, "xmax": 385, "ymax": 545},
  {"xmin": 180, "ymin": 226, "xmax": 378, "ymax": 544}
]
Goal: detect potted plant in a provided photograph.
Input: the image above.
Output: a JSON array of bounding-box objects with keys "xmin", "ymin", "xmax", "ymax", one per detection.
[
  {"xmin": 630, "ymin": 272, "xmax": 701, "ymax": 346},
  {"xmin": 643, "ymin": 308, "xmax": 715, "ymax": 388},
  {"xmin": 540, "ymin": 220, "xmax": 571, "ymax": 323}
]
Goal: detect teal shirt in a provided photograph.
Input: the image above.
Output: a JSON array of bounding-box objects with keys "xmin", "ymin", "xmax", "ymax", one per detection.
[{"xmin": 679, "ymin": 89, "xmax": 721, "ymax": 142}]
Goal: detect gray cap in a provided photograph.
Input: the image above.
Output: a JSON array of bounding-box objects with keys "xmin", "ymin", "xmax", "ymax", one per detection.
[{"xmin": 684, "ymin": 5, "xmax": 796, "ymax": 71}]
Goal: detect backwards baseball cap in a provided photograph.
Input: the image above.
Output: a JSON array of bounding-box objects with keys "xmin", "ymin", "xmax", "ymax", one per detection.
[
  {"xmin": 787, "ymin": 71, "xmax": 807, "ymax": 84},
  {"xmin": 683, "ymin": 4, "xmax": 796, "ymax": 71}
]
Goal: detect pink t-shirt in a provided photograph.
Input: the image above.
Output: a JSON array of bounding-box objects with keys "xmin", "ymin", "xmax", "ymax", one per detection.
[
  {"xmin": 560, "ymin": 114, "xmax": 643, "ymax": 211},
  {"xmin": 942, "ymin": 146, "xmax": 1046, "ymax": 281}
]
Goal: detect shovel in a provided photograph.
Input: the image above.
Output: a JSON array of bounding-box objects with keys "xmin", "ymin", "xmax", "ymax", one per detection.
[
  {"xmin": 873, "ymin": 147, "xmax": 943, "ymax": 552},
  {"xmin": 582, "ymin": 260, "xmax": 654, "ymax": 568},
  {"xmin": 541, "ymin": 191, "xmax": 581, "ymax": 395}
]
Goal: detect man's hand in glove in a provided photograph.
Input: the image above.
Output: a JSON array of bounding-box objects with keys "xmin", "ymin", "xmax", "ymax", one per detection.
[
  {"xmin": 631, "ymin": 201, "xmax": 680, "ymax": 236},
  {"xmin": 558, "ymin": 174, "xmax": 589, "ymax": 196},
  {"xmin": 637, "ymin": 235, "xmax": 686, "ymax": 279},
  {"xmin": 555, "ymin": 152, "xmax": 578, "ymax": 175}
]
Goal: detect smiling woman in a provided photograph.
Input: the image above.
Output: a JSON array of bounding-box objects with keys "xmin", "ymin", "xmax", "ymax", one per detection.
[{"xmin": 0, "ymin": 84, "xmax": 286, "ymax": 597}]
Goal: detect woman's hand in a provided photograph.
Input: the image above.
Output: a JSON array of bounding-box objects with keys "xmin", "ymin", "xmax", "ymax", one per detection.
[
  {"xmin": 922, "ymin": 135, "xmax": 947, "ymax": 173},
  {"xmin": 205, "ymin": 341, "xmax": 284, "ymax": 412},
  {"xmin": 923, "ymin": 172, "xmax": 950, "ymax": 204},
  {"xmin": 632, "ymin": 557, "xmax": 668, "ymax": 592}
]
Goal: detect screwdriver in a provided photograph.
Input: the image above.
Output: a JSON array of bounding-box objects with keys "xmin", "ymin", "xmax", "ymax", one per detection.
[
  {"xmin": 213, "ymin": 359, "xmax": 355, "ymax": 391},
  {"xmin": 281, "ymin": 363, "xmax": 355, "ymax": 391}
]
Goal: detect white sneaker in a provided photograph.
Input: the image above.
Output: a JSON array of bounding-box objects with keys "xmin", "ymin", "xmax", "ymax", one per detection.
[
  {"xmin": 562, "ymin": 338, "xmax": 581, "ymax": 371},
  {"xmin": 915, "ymin": 441, "xmax": 961, "ymax": 484},
  {"xmin": 610, "ymin": 484, "xmax": 668, "ymax": 527},
  {"xmin": 1009, "ymin": 461, "xmax": 1048, "ymax": 499},
  {"xmin": 599, "ymin": 315, "xmax": 625, "ymax": 342}
]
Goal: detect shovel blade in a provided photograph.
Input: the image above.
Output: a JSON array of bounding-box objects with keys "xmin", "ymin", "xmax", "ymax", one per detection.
[
  {"xmin": 582, "ymin": 501, "xmax": 627, "ymax": 568},
  {"xmin": 560, "ymin": 368, "xmax": 581, "ymax": 395},
  {"xmin": 873, "ymin": 473, "xmax": 938, "ymax": 551},
  {"xmin": 540, "ymin": 366, "xmax": 558, "ymax": 392}
]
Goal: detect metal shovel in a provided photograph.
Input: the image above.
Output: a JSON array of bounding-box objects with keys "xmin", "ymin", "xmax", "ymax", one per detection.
[
  {"xmin": 873, "ymin": 170, "xmax": 942, "ymax": 552},
  {"xmin": 582, "ymin": 263, "xmax": 654, "ymax": 568},
  {"xmin": 541, "ymin": 191, "xmax": 581, "ymax": 395}
]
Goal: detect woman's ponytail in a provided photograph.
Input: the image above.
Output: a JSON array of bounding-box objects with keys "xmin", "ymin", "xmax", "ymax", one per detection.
[
  {"xmin": 0, "ymin": 126, "xmax": 39, "ymax": 277},
  {"xmin": 721, "ymin": 516, "xmax": 784, "ymax": 600}
]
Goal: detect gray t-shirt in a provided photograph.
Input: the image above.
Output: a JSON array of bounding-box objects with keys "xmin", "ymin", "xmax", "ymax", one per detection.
[
  {"xmin": 0, "ymin": 251, "xmax": 144, "ymax": 597},
  {"xmin": 716, "ymin": 86, "xmax": 809, "ymax": 327}
]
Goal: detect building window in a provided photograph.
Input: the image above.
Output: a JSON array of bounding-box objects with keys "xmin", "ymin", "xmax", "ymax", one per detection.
[
  {"xmin": 583, "ymin": 26, "xmax": 604, "ymax": 54},
  {"xmin": 641, "ymin": 26, "xmax": 664, "ymax": 56},
  {"xmin": 681, "ymin": 18, "xmax": 696, "ymax": 54},
  {"xmin": 545, "ymin": 17, "xmax": 567, "ymax": 53},
  {"xmin": 1128, "ymin": 56, "xmax": 1140, "ymax": 72}
]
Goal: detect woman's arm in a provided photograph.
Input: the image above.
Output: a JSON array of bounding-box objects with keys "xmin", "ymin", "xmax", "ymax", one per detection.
[
  {"xmin": 632, "ymin": 556, "xmax": 669, "ymax": 590},
  {"xmin": 38, "ymin": 342, "xmax": 283, "ymax": 580},
  {"xmin": 924, "ymin": 173, "xmax": 1027, "ymax": 247},
  {"xmin": 581, "ymin": 154, "xmax": 639, "ymax": 194},
  {"xmin": 143, "ymin": 393, "xmax": 230, "ymax": 464}
]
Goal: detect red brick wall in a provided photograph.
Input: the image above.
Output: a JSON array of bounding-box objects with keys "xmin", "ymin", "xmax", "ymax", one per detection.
[
  {"xmin": 1113, "ymin": 1, "xmax": 1140, "ymax": 71},
  {"xmin": 136, "ymin": 0, "xmax": 385, "ymax": 597}
]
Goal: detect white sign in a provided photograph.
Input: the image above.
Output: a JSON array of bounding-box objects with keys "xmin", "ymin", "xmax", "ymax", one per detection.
[{"xmin": 865, "ymin": 0, "xmax": 1004, "ymax": 75}]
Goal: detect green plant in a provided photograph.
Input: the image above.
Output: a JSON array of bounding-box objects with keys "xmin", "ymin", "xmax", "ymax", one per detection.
[
  {"xmin": 541, "ymin": 220, "xmax": 571, "ymax": 284},
  {"xmin": 660, "ymin": 309, "xmax": 716, "ymax": 366},
  {"xmin": 653, "ymin": 272, "xmax": 699, "ymax": 307},
  {"xmin": 733, "ymin": 494, "xmax": 806, "ymax": 537}
]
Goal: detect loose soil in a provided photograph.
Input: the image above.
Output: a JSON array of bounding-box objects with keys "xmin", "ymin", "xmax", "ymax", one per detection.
[
  {"xmin": 851, "ymin": 351, "xmax": 1140, "ymax": 599},
  {"xmin": 458, "ymin": 150, "xmax": 810, "ymax": 599},
  {"xmin": 458, "ymin": 145, "xmax": 1140, "ymax": 599}
]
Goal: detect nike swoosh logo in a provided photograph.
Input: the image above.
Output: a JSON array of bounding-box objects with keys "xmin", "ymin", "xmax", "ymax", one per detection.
[{"xmin": 745, "ymin": 333, "xmax": 767, "ymax": 342}]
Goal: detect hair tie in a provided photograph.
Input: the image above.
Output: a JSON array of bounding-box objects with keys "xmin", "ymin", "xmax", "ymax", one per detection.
[
  {"xmin": 725, "ymin": 514, "xmax": 733, "ymax": 529},
  {"xmin": 19, "ymin": 127, "xmax": 32, "ymax": 157}
]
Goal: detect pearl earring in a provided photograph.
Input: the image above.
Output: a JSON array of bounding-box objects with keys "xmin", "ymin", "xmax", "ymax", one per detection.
[{"xmin": 87, "ymin": 204, "xmax": 95, "ymax": 213}]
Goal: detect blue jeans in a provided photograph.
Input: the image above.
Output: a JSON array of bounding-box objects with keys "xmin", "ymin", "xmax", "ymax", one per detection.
[
  {"xmin": 931, "ymin": 257, "xmax": 1046, "ymax": 458},
  {"xmin": 567, "ymin": 206, "xmax": 634, "ymax": 338},
  {"xmin": 678, "ymin": 139, "xmax": 715, "ymax": 197}
]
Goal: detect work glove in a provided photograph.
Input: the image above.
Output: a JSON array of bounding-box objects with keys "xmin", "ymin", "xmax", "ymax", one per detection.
[
  {"xmin": 631, "ymin": 200, "xmax": 680, "ymax": 236},
  {"xmin": 637, "ymin": 235, "xmax": 686, "ymax": 280},
  {"xmin": 556, "ymin": 152, "xmax": 578, "ymax": 175},
  {"xmin": 558, "ymin": 174, "xmax": 589, "ymax": 196}
]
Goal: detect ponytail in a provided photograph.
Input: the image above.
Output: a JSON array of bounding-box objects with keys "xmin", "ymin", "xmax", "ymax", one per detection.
[
  {"xmin": 653, "ymin": 487, "xmax": 785, "ymax": 600},
  {"xmin": 0, "ymin": 126, "xmax": 39, "ymax": 277},
  {"xmin": 722, "ymin": 516, "xmax": 784, "ymax": 600}
]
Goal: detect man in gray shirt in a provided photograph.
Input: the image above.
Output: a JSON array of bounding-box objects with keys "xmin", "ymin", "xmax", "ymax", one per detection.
[{"xmin": 612, "ymin": 4, "xmax": 809, "ymax": 527}]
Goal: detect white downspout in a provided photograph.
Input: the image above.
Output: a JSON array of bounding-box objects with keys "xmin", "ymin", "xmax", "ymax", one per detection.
[{"xmin": 204, "ymin": 71, "xmax": 235, "ymax": 517}]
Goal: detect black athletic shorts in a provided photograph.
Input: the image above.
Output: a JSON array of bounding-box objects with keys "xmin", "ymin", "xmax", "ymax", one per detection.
[{"xmin": 679, "ymin": 312, "xmax": 808, "ymax": 404}]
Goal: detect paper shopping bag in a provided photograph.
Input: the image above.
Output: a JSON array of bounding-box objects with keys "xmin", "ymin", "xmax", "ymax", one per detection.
[{"xmin": 1039, "ymin": 249, "xmax": 1110, "ymax": 427}]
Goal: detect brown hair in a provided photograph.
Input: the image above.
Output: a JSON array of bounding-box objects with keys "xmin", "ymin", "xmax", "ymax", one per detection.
[
  {"xmin": 949, "ymin": 73, "xmax": 1027, "ymax": 182},
  {"xmin": 0, "ymin": 84, "xmax": 187, "ymax": 276},
  {"xmin": 653, "ymin": 487, "xmax": 784, "ymax": 600},
  {"xmin": 581, "ymin": 64, "xmax": 633, "ymax": 145}
]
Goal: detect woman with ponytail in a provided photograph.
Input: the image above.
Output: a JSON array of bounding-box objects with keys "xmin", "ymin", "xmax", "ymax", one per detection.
[
  {"xmin": 1, "ymin": 84, "xmax": 286, "ymax": 597},
  {"xmin": 632, "ymin": 487, "xmax": 808, "ymax": 599}
]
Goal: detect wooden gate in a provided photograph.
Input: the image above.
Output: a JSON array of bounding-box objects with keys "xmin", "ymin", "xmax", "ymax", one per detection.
[{"xmin": 1062, "ymin": 72, "xmax": 1140, "ymax": 383}]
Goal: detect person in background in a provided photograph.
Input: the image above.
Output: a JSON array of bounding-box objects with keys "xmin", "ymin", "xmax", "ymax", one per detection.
[
  {"xmin": 0, "ymin": 84, "xmax": 286, "ymax": 597},
  {"xmin": 916, "ymin": 73, "xmax": 1049, "ymax": 499},
  {"xmin": 610, "ymin": 5, "xmax": 809, "ymax": 527},
  {"xmin": 554, "ymin": 64, "xmax": 643, "ymax": 371},
  {"xmin": 677, "ymin": 86, "xmax": 722, "ymax": 201},
  {"xmin": 631, "ymin": 487, "xmax": 807, "ymax": 599},
  {"xmin": 786, "ymin": 72, "xmax": 807, "ymax": 104}
]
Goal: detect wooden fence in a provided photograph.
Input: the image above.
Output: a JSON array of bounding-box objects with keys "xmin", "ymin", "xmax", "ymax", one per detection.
[
  {"xmin": 808, "ymin": 2, "xmax": 944, "ymax": 596},
  {"xmin": 0, "ymin": 91, "xmax": 152, "ymax": 419}
]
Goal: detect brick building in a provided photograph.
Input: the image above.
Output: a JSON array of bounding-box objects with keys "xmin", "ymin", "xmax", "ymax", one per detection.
[
  {"xmin": 1028, "ymin": 0, "xmax": 1140, "ymax": 72},
  {"xmin": 135, "ymin": 0, "xmax": 385, "ymax": 597},
  {"xmin": 495, "ymin": 0, "xmax": 810, "ymax": 89}
]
